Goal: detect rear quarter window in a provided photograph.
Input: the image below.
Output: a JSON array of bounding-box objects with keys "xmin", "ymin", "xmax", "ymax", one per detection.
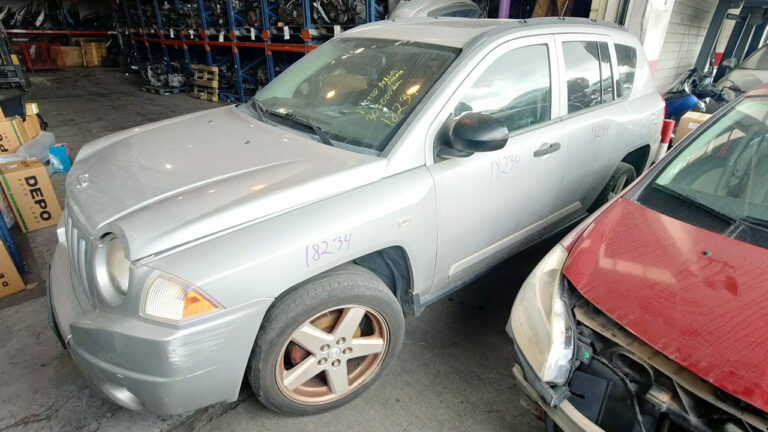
[{"xmin": 615, "ymin": 44, "xmax": 637, "ymax": 99}]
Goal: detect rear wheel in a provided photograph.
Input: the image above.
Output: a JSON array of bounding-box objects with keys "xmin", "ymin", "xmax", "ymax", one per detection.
[
  {"xmin": 247, "ymin": 264, "xmax": 404, "ymax": 415},
  {"xmin": 589, "ymin": 162, "xmax": 637, "ymax": 211}
]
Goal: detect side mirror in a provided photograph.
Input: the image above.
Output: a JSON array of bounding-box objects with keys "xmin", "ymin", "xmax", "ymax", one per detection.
[
  {"xmin": 721, "ymin": 57, "xmax": 737, "ymax": 69},
  {"xmin": 615, "ymin": 78, "xmax": 623, "ymax": 98},
  {"xmin": 448, "ymin": 113, "xmax": 508, "ymax": 154}
]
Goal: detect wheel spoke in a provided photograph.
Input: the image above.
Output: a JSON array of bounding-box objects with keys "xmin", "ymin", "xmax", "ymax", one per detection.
[
  {"xmin": 292, "ymin": 323, "xmax": 334, "ymax": 354},
  {"xmin": 283, "ymin": 356, "xmax": 322, "ymax": 390},
  {"xmin": 332, "ymin": 307, "xmax": 366, "ymax": 339},
  {"xmin": 347, "ymin": 336, "xmax": 385, "ymax": 359},
  {"xmin": 325, "ymin": 361, "xmax": 349, "ymax": 394}
]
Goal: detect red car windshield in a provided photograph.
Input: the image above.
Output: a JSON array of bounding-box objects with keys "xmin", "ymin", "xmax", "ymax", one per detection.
[{"xmin": 638, "ymin": 97, "xmax": 768, "ymax": 248}]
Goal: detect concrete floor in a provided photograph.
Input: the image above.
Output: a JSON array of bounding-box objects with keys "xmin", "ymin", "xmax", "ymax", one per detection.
[{"xmin": 0, "ymin": 68, "xmax": 549, "ymax": 432}]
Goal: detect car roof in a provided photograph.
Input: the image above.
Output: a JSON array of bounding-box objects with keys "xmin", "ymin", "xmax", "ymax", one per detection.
[{"xmin": 342, "ymin": 17, "xmax": 626, "ymax": 48}]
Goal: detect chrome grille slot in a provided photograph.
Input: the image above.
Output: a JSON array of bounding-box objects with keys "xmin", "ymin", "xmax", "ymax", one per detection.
[{"xmin": 66, "ymin": 214, "xmax": 96, "ymax": 312}]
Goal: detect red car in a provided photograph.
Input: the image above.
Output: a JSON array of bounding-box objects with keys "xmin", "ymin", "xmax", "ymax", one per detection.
[{"xmin": 507, "ymin": 85, "xmax": 768, "ymax": 432}]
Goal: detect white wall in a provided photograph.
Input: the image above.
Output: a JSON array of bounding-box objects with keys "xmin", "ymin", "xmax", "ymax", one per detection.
[{"xmin": 654, "ymin": 0, "xmax": 719, "ymax": 89}]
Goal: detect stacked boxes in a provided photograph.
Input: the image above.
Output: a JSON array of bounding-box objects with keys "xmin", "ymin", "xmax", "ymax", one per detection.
[{"xmin": 0, "ymin": 104, "xmax": 61, "ymax": 233}]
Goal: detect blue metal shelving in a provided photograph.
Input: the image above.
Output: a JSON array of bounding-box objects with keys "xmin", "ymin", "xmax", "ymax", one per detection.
[{"xmin": 126, "ymin": 0, "xmax": 379, "ymax": 102}]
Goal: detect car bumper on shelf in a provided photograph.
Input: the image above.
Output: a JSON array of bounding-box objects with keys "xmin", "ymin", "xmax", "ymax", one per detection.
[{"xmin": 48, "ymin": 241, "xmax": 273, "ymax": 415}]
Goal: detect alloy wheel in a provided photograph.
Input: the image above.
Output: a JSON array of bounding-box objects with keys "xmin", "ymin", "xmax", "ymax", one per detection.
[{"xmin": 275, "ymin": 305, "xmax": 389, "ymax": 404}]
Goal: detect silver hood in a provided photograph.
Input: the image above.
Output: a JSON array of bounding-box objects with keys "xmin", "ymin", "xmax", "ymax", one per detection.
[{"xmin": 67, "ymin": 105, "xmax": 384, "ymax": 260}]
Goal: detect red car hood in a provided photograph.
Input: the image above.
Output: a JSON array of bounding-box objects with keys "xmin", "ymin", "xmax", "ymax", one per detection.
[{"xmin": 563, "ymin": 198, "xmax": 768, "ymax": 412}]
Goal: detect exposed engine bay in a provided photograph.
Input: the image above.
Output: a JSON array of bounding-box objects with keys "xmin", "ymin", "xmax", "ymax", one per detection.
[{"xmin": 566, "ymin": 293, "xmax": 768, "ymax": 432}]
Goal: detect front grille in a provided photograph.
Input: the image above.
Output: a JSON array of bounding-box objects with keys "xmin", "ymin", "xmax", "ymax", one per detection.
[{"xmin": 66, "ymin": 215, "xmax": 97, "ymax": 312}]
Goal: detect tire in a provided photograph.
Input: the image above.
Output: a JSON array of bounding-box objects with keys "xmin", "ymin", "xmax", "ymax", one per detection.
[
  {"xmin": 247, "ymin": 264, "xmax": 405, "ymax": 415},
  {"xmin": 589, "ymin": 162, "xmax": 637, "ymax": 212}
]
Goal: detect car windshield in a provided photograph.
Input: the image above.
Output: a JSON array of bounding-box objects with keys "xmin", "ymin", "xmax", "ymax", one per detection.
[
  {"xmin": 247, "ymin": 37, "xmax": 460, "ymax": 154},
  {"xmin": 639, "ymin": 98, "xmax": 768, "ymax": 248},
  {"xmin": 738, "ymin": 44, "xmax": 768, "ymax": 70}
]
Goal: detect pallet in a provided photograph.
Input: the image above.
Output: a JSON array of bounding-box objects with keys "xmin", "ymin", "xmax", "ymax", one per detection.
[
  {"xmin": 190, "ymin": 78, "xmax": 218, "ymax": 88},
  {"xmin": 142, "ymin": 85, "xmax": 187, "ymax": 96},
  {"xmin": 190, "ymin": 64, "xmax": 219, "ymax": 87},
  {"xmin": 190, "ymin": 85, "xmax": 218, "ymax": 102},
  {"xmin": 190, "ymin": 64, "xmax": 218, "ymax": 73}
]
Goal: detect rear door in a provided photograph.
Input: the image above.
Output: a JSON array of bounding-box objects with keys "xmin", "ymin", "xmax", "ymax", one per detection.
[
  {"xmin": 548, "ymin": 34, "xmax": 629, "ymax": 226},
  {"xmin": 425, "ymin": 35, "xmax": 566, "ymax": 297}
]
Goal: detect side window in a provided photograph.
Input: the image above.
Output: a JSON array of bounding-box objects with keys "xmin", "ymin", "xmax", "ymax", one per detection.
[
  {"xmin": 615, "ymin": 44, "xmax": 637, "ymax": 99},
  {"xmin": 454, "ymin": 44, "xmax": 551, "ymax": 134},
  {"xmin": 598, "ymin": 42, "xmax": 614, "ymax": 103},
  {"xmin": 563, "ymin": 41, "xmax": 614, "ymax": 113}
]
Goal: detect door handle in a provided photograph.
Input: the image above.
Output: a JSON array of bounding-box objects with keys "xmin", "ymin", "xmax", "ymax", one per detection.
[{"xmin": 534, "ymin": 142, "xmax": 561, "ymax": 157}]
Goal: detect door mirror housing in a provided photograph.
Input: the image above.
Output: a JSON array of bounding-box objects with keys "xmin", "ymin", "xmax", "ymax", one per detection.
[
  {"xmin": 448, "ymin": 112, "xmax": 508, "ymax": 154},
  {"xmin": 721, "ymin": 57, "xmax": 737, "ymax": 69}
]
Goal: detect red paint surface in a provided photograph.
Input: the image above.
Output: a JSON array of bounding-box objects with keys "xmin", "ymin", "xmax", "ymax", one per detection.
[
  {"xmin": 714, "ymin": 52, "xmax": 724, "ymax": 66},
  {"xmin": 648, "ymin": 59, "xmax": 658, "ymax": 76},
  {"xmin": 564, "ymin": 198, "xmax": 768, "ymax": 412}
]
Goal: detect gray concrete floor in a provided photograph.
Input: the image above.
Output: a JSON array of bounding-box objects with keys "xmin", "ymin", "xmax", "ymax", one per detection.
[{"xmin": 0, "ymin": 68, "xmax": 548, "ymax": 432}]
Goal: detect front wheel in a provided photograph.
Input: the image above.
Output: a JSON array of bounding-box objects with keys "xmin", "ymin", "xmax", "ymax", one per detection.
[
  {"xmin": 589, "ymin": 162, "xmax": 637, "ymax": 211},
  {"xmin": 247, "ymin": 264, "xmax": 405, "ymax": 415}
]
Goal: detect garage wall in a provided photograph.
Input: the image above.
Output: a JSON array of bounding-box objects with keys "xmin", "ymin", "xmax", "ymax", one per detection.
[{"xmin": 654, "ymin": 0, "xmax": 719, "ymax": 90}]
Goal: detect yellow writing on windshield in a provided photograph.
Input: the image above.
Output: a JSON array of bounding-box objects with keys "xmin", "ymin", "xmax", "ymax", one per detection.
[{"xmin": 357, "ymin": 70, "xmax": 420, "ymax": 127}]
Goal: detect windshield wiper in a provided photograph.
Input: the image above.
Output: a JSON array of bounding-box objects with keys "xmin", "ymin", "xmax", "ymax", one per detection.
[
  {"xmin": 652, "ymin": 183, "xmax": 738, "ymax": 225},
  {"xmin": 739, "ymin": 215, "xmax": 768, "ymax": 230},
  {"xmin": 278, "ymin": 111, "xmax": 335, "ymax": 147},
  {"xmin": 250, "ymin": 99, "xmax": 267, "ymax": 122}
]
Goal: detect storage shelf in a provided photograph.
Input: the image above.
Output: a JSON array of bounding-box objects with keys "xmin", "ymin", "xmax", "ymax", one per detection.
[
  {"xmin": 122, "ymin": 0, "xmax": 376, "ymax": 102},
  {"xmin": 5, "ymin": 29, "xmax": 114, "ymax": 36}
]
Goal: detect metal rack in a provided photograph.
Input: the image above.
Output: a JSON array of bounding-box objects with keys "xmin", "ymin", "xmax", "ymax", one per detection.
[{"xmin": 125, "ymin": 0, "xmax": 377, "ymax": 102}]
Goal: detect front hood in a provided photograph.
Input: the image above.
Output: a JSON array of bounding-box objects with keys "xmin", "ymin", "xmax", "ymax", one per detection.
[
  {"xmin": 67, "ymin": 105, "xmax": 384, "ymax": 259},
  {"xmin": 564, "ymin": 198, "xmax": 768, "ymax": 413}
]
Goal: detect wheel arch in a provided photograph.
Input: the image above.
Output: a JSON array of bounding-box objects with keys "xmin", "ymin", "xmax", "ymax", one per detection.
[{"xmin": 621, "ymin": 144, "xmax": 651, "ymax": 175}]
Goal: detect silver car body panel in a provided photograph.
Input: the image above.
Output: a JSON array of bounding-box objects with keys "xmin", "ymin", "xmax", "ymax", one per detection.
[{"xmin": 49, "ymin": 18, "xmax": 664, "ymax": 415}]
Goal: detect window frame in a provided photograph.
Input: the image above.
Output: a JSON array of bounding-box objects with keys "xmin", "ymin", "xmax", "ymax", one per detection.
[
  {"xmin": 614, "ymin": 42, "xmax": 638, "ymax": 100},
  {"xmin": 426, "ymin": 34, "xmax": 561, "ymax": 163},
  {"xmin": 554, "ymin": 34, "xmax": 620, "ymax": 119}
]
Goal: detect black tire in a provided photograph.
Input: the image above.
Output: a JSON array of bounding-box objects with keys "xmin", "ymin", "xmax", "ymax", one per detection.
[
  {"xmin": 589, "ymin": 162, "xmax": 637, "ymax": 211},
  {"xmin": 247, "ymin": 264, "xmax": 405, "ymax": 416}
]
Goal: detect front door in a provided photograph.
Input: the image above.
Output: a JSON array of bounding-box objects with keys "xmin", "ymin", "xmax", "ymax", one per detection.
[{"xmin": 426, "ymin": 35, "xmax": 566, "ymax": 297}]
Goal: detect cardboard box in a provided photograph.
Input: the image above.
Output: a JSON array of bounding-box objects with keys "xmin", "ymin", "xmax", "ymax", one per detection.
[
  {"xmin": 23, "ymin": 114, "xmax": 41, "ymax": 139},
  {"xmin": 0, "ymin": 160, "xmax": 61, "ymax": 232},
  {"xmin": 25, "ymin": 103, "xmax": 39, "ymax": 116},
  {"xmin": 676, "ymin": 112, "xmax": 712, "ymax": 143},
  {"xmin": 0, "ymin": 117, "xmax": 31, "ymax": 154},
  {"xmin": 0, "ymin": 241, "xmax": 24, "ymax": 298}
]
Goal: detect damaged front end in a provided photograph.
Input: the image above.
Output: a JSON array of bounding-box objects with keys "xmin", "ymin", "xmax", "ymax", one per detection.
[{"xmin": 510, "ymin": 281, "xmax": 768, "ymax": 432}]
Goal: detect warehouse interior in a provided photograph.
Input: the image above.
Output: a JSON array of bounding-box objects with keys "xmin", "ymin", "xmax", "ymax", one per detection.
[{"xmin": 2, "ymin": 0, "xmax": 768, "ymax": 430}]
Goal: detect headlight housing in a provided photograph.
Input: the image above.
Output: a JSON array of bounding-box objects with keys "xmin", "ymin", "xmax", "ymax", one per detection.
[
  {"xmin": 143, "ymin": 273, "xmax": 221, "ymax": 322},
  {"xmin": 94, "ymin": 235, "xmax": 131, "ymax": 304},
  {"xmin": 508, "ymin": 244, "xmax": 574, "ymax": 385}
]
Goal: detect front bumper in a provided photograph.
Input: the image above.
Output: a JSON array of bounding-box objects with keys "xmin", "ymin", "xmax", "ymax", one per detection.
[
  {"xmin": 513, "ymin": 364, "xmax": 603, "ymax": 432},
  {"xmin": 48, "ymin": 241, "xmax": 272, "ymax": 415},
  {"xmin": 507, "ymin": 318, "xmax": 603, "ymax": 432}
]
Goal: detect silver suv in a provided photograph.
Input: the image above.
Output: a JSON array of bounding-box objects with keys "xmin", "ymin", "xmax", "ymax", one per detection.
[{"xmin": 49, "ymin": 17, "xmax": 663, "ymax": 416}]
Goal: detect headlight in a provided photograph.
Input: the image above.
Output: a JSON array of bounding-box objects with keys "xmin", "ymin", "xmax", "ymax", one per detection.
[
  {"xmin": 105, "ymin": 237, "xmax": 130, "ymax": 293},
  {"xmin": 143, "ymin": 273, "xmax": 221, "ymax": 322},
  {"xmin": 94, "ymin": 235, "xmax": 131, "ymax": 304},
  {"xmin": 508, "ymin": 244, "xmax": 574, "ymax": 385}
]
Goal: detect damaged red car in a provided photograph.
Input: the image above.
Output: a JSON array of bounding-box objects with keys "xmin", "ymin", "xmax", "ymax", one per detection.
[{"xmin": 507, "ymin": 84, "xmax": 768, "ymax": 432}]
